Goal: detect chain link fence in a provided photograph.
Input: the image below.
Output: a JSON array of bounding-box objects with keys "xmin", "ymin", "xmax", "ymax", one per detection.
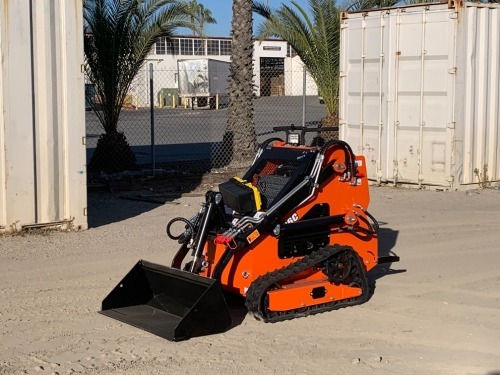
[{"xmin": 85, "ymin": 65, "xmax": 328, "ymax": 177}]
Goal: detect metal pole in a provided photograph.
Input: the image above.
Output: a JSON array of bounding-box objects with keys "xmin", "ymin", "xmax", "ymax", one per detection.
[
  {"xmin": 302, "ymin": 66, "xmax": 306, "ymax": 127},
  {"xmin": 149, "ymin": 63, "xmax": 156, "ymax": 176}
]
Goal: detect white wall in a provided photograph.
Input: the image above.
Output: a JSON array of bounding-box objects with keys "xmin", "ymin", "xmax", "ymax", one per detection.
[{"xmin": 285, "ymin": 56, "xmax": 319, "ymax": 96}]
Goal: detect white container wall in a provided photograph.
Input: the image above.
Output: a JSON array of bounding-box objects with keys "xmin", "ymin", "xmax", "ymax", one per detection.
[
  {"xmin": 0, "ymin": 1, "xmax": 87, "ymax": 232},
  {"xmin": 339, "ymin": 1, "xmax": 500, "ymax": 189}
]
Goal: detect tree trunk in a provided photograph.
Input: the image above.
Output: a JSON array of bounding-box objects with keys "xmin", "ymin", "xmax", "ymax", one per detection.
[
  {"xmin": 320, "ymin": 112, "xmax": 339, "ymax": 142},
  {"xmin": 223, "ymin": 0, "xmax": 256, "ymax": 168},
  {"xmin": 88, "ymin": 130, "xmax": 136, "ymax": 173}
]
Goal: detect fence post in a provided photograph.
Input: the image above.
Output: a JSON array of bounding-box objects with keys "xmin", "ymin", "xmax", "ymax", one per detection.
[
  {"xmin": 149, "ymin": 63, "xmax": 156, "ymax": 176},
  {"xmin": 302, "ymin": 66, "xmax": 306, "ymax": 127}
]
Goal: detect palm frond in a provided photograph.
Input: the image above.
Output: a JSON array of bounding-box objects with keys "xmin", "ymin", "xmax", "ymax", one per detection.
[
  {"xmin": 253, "ymin": 0, "xmax": 341, "ymax": 115},
  {"xmin": 84, "ymin": 0, "xmax": 191, "ymax": 133}
]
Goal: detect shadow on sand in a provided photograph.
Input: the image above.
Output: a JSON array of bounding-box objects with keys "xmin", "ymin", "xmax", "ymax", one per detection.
[
  {"xmin": 367, "ymin": 224, "xmax": 406, "ymax": 298},
  {"xmin": 86, "ymin": 136, "xmax": 240, "ymax": 228},
  {"xmin": 86, "ymin": 172, "xmax": 205, "ymax": 228}
]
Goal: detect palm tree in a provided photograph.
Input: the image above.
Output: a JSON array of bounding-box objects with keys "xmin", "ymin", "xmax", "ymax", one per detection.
[
  {"xmin": 253, "ymin": 0, "xmax": 341, "ymax": 129},
  {"xmin": 185, "ymin": 0, "xmax": 217, "ymax": 37},
  {"xmin": 84, "ymin": 0, "xmax": 190, "ymax": 172},
  {"xmin": 253, "ymin": 0, "xmax": 398, "ymax": 133},
  {"xmin": 345, "ymin": 0, "xmax": 399, "ymax": 10},
  {"xmin": 223, "ymin": 0, "xmax": 257, "ymax": 167}
]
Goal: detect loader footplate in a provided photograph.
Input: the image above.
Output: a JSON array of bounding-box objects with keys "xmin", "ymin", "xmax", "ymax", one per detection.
[{"xmin": 245, "ymin": 245, "xmax": 369, "ymax": 323}]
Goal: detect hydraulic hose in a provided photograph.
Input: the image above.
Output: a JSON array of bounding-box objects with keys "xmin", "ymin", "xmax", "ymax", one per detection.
[
  {"xmin": 364, "ymin": 210, "xmax": 380, "ymax": 233},
  {"xmin": 321, "ymin": 140, "xmax": 356, "ymax": 180},
  {"xmin": 166, "ymin": 217, "xmax": 195, "ymax": 242}
]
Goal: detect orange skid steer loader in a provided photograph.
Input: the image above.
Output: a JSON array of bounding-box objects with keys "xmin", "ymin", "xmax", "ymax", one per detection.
[{"xmin": 100, "ymin": 126, "xmax": 398, "ymax": 341}]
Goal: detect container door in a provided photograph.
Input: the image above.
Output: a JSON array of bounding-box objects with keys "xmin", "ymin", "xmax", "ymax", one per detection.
[
  {"xmin": 0, "ymin": 1, "xmax": 87, "ymax": 231},
  {"xmin": 458, "ymin": 4, "xmax": 500, "ymax": 186},
  {"xmin": 389, "ymin": 7, "xmax": 456, "ymax": 187},
  {"xmin": 340, "ymin": 4, "xmax": 457, "ymax": 187},
  {"xmin": 340, "ymin": 11, "xmax": 390, "ymax": 183}
]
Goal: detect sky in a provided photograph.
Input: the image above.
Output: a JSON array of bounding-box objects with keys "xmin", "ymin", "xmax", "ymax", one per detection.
[{"xmin": 181, "ymin": 0, "xmax": 298, "ymax": 37}]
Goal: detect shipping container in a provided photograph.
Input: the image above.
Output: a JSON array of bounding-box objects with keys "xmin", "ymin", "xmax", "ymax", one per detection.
[
  {"xmin": 339, "ymin": 0, "xmax": 500, "ymax": 189},
  {"xmin": 0, "ymin": 1, "xmax": 87, "ymax": 232}
]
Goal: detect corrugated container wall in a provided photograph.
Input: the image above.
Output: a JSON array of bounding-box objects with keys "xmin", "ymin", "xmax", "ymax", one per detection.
[
  {"xmin": 0, "ymin": 1, "xmax": 87, "ymax": 232},
  {"xmin": 339, "ymin": 1, "xmax": 500, "ymax": 189}
]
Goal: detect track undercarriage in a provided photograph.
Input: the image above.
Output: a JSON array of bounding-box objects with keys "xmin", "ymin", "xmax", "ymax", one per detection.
[{"xmin": 245, "ymin": 245, "xmax": 369, "ymax": 322}]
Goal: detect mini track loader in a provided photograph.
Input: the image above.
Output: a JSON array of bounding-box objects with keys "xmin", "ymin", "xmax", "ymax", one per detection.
[{"xmin": 100, "ymin": 125, "xmax": 398, "ymax": 341}]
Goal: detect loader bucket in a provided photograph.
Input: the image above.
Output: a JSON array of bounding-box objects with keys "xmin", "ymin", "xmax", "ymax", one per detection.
[{"xmin": 100, "ymin": 260, "xmax": 232, "ymax": 341}]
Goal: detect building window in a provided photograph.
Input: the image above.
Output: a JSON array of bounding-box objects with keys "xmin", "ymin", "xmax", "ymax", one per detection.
[
  {"xmin": 260, "ymin": 57, "xmax": 285, "ymax": 71},
  {"xmin": 207, "ymin": 40, "xmax": 219, "ymax": 55},
  {"xmin": 155, "ymin": 37, "xmax": 166, "ymax": 55},
  {"xmin": 193, "ymin": 39, "xmax": 205, "ymax": 55},
  {"xmin": 220, "ymin": 40, "xmax": 232, "ymax": 55},
  {"xmin": 180, "ymin": 39, "xmax": 193, "ymax": 55},
  {"xmin": 166, "ymin": 38, "xmax": 179, "ymax": 55}
]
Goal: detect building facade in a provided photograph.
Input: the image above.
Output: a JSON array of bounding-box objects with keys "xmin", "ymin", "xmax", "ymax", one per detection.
[{"xmin": 131, "ymin": 36, "xmax": 319, "ymax": 108}]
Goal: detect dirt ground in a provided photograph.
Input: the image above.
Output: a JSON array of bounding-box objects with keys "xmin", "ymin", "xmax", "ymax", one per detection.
[{"xmin": 1, "ymin": 185, "xmax": 499, "ymax": 375}]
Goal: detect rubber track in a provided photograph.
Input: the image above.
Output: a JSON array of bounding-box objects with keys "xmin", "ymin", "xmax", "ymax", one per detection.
[{"xmin": 244, "ymin": 245, "xmax": 369, "ymax": 323}]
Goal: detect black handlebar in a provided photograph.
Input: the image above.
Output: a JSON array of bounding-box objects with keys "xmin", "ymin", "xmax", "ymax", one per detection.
[
  {"xmin": 272, "ymin": 124, "xmax": 339, "ymax": 146},
  {"xmin": 272, "ymin": 125, "xmax": 338, "ymax": 133}
]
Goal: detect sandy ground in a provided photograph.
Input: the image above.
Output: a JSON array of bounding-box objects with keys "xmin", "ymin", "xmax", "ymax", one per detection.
[{"xmin": 1, "ymin": 185, "xmax": 500, "ymax": 375}]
